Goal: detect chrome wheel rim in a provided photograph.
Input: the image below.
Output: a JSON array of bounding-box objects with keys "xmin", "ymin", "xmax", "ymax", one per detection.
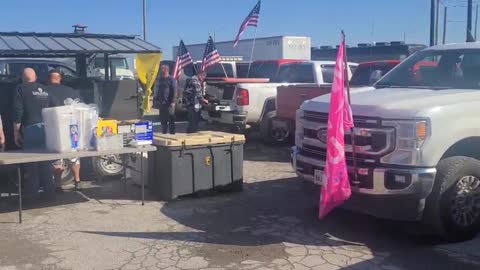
[
  {"xmin": 61, "ymin": 159, "xmax": 72, "ymax": 179},
  {"xmin": 99, "ymin": 155, "xmax": 123, "ymax": 174},
  {"xmin": 450, "ymin": 175, "xmax": 480, "ymax": 227}
]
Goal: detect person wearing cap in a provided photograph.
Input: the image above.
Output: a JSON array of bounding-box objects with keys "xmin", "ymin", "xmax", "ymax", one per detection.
[{"xmin": 47, "ymin": 69, "xmax": 82, "ymax": 190}]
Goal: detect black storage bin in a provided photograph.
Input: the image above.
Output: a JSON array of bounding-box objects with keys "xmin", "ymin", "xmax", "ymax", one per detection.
[{"xmin": 149, "ymin": 131, "xmax": 245, "ymax": 200}]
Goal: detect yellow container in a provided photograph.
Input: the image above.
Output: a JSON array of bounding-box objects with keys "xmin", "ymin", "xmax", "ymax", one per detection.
[{"xmin": 97, "ymin": 119, "xmax": 118, "ymax": 137}]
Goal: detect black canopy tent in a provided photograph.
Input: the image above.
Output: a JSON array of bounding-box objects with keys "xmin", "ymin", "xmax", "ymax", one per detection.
[{"xmin": 0, "ymin": 31, "xmax": 162, "ymax": 79}]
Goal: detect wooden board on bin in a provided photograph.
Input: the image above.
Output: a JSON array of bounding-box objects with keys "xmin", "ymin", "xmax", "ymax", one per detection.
[
  {"xmin": 153, "ymin": 131, "xmax": 245, "ymax": 147},
  {"xmin": 198, "ymin": 131, "xmax": 245, "ymax": 143}
]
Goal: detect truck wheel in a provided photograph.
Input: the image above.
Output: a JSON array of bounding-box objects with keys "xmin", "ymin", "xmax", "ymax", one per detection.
[
  {"xmin": 92, "ymin": 155, "xmax": 124, "ymax": 178},
  {"xmin": 60, "ymin": 160, "xmax": 75, "ymax": 186},
  {"xmin": 423, "ymin": 156, "xmax": 480, "ymax": 241},
  {"xmin": 260, "ymin": 111, "xmax": 291, "ymax": 145}
]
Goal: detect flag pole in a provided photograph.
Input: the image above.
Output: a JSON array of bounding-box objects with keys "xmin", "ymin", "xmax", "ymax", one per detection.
[
  {"xmin": 247, "ymin": 27, "xmax": 258, "ymax": 78},
  {"xmin": 341, "ymin": 30, "xmax": 359, "ymax": 186}
]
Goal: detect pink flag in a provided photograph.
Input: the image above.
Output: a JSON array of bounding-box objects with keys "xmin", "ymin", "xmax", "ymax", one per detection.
[{"xmin": 319, "ymin": 36, "xmax": 354, "ymax": 219}]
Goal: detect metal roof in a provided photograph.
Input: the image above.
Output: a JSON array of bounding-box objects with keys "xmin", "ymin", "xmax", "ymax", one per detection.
[{"xmin": 0, "ymin": 32, "xmax": 162, "ymax": 57}]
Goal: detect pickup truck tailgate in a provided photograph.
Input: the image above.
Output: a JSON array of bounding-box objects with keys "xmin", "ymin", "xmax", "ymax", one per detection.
[
  {"xmin": 277, "ymin": 84, "xmax": 331, "ymax": 120},
  {"xmin": 206, "ymin": 83, "xmax": 236, "ymax": 102}
]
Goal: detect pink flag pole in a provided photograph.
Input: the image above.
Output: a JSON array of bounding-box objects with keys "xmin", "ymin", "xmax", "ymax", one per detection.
[
  {"xmin": 319, "ymin": 31, "xmax": 355, "ymax": 219},
  {"xmin": 341, "ymin": 30, "xmax": 359, "ymax": 186}
]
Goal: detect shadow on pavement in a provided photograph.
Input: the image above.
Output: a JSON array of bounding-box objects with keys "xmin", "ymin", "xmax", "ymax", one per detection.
[{"xmin": 82, "ymin": 177, "xmax": 480, "ymax": 269}]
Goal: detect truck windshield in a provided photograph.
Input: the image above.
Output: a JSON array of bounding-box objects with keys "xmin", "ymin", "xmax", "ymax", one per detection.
[
  {"xmin": 94, "ymin": 58, "xmax": 128, "ymax": 69},
  {"xmin": 376, "ymin": 49, "xmax": 480, "ymax": 89},
  {"xmin": 274, "ymin": 63, "xmax": 316, "ymax": 83},
  {"xmin": 7, "ymin": 63, "xmax": 49, "ymax": 82},
  {"xmin": 248, "ymin": 62, "xmax": 279, "ymax": 80},
  {"xmin": 204, "ymin": 63, "xmax": 234, "ymax": 77},
  {"xmin": 351, "ymin": 63, "xmax": 397, "ymax": 86}
]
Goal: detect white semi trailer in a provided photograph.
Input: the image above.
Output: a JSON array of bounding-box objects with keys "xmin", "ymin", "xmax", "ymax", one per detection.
[{"xmin": 173, "ymin": 36, "xmax": 311, "ymax": 61}]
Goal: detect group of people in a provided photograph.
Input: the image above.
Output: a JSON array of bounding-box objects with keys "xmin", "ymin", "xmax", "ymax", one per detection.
[
  {"xmin": 153, "ymin": 64, "xmax": 208, "ymax": 134},
  {"xmin": 0, "ymin": 64, "xmax": 208, "ymax": 204},
  {"xmin": 1, "ymin": 68, "xmax": 82, "ymax": 204}
]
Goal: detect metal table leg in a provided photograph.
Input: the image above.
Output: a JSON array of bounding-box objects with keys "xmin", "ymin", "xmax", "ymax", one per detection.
[
  {"xmin": 123, "ymin": 154, "xmax": 127, "ymax": 193},
  {"xmin": 141, "ymin": 152, "xmax": 144, "ymax": 206},
  {"xmin": 17, "ymin": 166, "xmax": 22, "ymax": 224}
]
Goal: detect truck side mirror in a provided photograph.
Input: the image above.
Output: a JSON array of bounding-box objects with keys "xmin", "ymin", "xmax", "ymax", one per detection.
[{"xmin": 369, "ymin": 70, "xmax": 383, "ymax": 85}]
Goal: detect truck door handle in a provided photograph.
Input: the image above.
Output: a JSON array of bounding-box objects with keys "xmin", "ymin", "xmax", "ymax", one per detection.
[{"xmin": 300, "ymin": 94, "xmax": 307, "ymax": 98}]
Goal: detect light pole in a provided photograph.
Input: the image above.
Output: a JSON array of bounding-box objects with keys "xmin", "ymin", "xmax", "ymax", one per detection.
[
  {"xmin": 143, "ymin": 0, "xmax": 147, "ymax": 40},
  {"xmin": 467, "ymin": 0, "xmax": 473, "ymax": 41},
  {"xmin": 430, "ymin": 0, "xmax": 436, "ymax": 46},
  {"xmin": 443, "ymin": 6, "xmax": 448, "ymax": 44}
]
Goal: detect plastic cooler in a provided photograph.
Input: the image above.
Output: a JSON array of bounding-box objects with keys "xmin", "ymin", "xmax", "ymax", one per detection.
[{"xmin": 149, "ymin": 131, "xmax": 245, "ymax": 200}]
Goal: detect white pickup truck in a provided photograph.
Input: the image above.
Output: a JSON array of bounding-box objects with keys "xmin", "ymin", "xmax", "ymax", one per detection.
[
  {"xmin": 292, "ymin": 42, "xmax": 480, "ymax": 240},
  {"xmin": 202, "ymin": 60, "xmax": 357, "ymax": 132}
]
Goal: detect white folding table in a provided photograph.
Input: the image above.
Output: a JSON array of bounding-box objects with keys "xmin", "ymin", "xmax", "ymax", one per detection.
[{"xmin": 0, "ymin": 145, "xmax": 157, "ymax": 223}]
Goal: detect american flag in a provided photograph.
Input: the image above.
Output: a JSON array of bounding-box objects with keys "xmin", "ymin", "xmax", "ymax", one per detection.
[
  {"xmin": 201, "ymin": 36, "xmax": 221, "ymax": 71},
  {"xmin": 173, "ymin": 40, "xmax": 193, "ymax": 80},
  {"xmin": 234, "ymin": 0, "xmax": 261, "ymax": 47}
]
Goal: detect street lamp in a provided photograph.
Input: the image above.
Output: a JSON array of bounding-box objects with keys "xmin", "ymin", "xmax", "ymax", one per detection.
[{"xmin": 143, "ymin": 0, "xmax": 147, "ymax": 41}]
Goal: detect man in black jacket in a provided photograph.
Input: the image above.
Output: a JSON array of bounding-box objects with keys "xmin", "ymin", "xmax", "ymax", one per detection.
[
  {"xmin": 13, "ymin": 68, "xmax": 57, "ymax": 202},
  {"xmin": 154, "ymin": 64, "xmax": 177, "ymax": 134},
  {"xmin": 48, "ymin": 70, "xmax": 82, "ymax": 190}
]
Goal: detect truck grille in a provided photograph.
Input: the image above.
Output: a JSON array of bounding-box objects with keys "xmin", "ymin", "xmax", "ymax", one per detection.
[
  {"xmin": 302, "ymin": 111, "xmax": 395, "ymax": 157},
  {"xmin": 300, "ymin": 144, "xmax": 378, "ymax": 167},
  {"xmin": 299, "ymin": 111, "xmax": 394, "ymax": 190},
  {"xmin": 304, "ymin": 111, "xmax": 380, "ymax": 128}
]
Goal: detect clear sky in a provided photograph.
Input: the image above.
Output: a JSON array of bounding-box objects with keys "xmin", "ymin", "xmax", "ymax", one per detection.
[{"xmin": 0, "ymin": 0, "xmax": 476, "ymax": 59}]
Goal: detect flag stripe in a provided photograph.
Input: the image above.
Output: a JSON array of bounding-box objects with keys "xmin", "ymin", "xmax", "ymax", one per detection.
[
  {"xmin": 173, "ymin": 40, "xmax": 193, "ymax": 80},
  {"xmin": 201, "ymin": 36, "xmax": 221, "ymax": 71},
  {"xmin": 233, "ymin": 1, "xmax": 261, "ymax": 47}
]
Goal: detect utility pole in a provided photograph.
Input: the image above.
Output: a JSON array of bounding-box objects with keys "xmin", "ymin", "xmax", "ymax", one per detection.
[
  {"xmin": 143, "ymin": 0, "xmax": 147, "ymax": 40},
  {"xmin": 435, "ymin": 0, "xmax": 440, "ymax": 45},
  {"xmin": 443, "ymin": 6, "xmax": 448, "ymax": 44},
  {"xmin": 476, "ymin": 4, "xmax": 479, "ymax": 39},
  {"xmin": 467, "ymin": 0, "xmax": 473, "ymax": 42},
  {"xmin": 430, "ymin": 0, "xmax": 436, "ymax": 46}
]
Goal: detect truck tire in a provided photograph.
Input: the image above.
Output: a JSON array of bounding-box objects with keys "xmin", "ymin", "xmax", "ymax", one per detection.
[
  {"xmin": 423, "ymin": 156, "xmax": 480, "ymax": 241},
  {"xmin": 260, "ymin": 111, "xmax": 291, "ymax": 145},
  {"xmin": 59, "ymin": 160, "xmax": 75, "ymax": 186},
  {"xmin": 92, "ymin": 155, "xmax": 124, "ymax": 178}
]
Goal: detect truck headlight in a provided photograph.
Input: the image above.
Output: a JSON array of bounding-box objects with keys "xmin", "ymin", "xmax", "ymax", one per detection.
[
  {"xmin": 381, "ymin": 119, "xmax": 430, "ymax": 165},
  {"xmin": 383, "ymin": 119, "xmax": 429, "ymax": 150}
]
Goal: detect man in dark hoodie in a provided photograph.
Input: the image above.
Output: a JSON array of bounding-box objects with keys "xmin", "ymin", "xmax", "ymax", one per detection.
[
  {"xmin": 154, "ymin": 64, "xmax": 177, "ymax": 134},
  {"xmin": 13, "ymin": 68, "xmax": 57, "ymax": 202}
]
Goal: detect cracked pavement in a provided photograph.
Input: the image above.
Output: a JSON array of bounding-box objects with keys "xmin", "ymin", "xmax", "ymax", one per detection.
[{"xmin": 1, "ymin": 141, "xmax": 480, "ymax": 270}]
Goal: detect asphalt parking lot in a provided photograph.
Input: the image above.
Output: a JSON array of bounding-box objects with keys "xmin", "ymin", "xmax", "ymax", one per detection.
[{"xmin": 0, "ymin": 133, "xmax": 480, "ymax": 270}]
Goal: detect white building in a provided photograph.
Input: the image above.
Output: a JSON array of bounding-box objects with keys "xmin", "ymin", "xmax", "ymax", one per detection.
[{"xmin": 173, "ymin": 36, "xmax": 311, "ymax": 61}]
